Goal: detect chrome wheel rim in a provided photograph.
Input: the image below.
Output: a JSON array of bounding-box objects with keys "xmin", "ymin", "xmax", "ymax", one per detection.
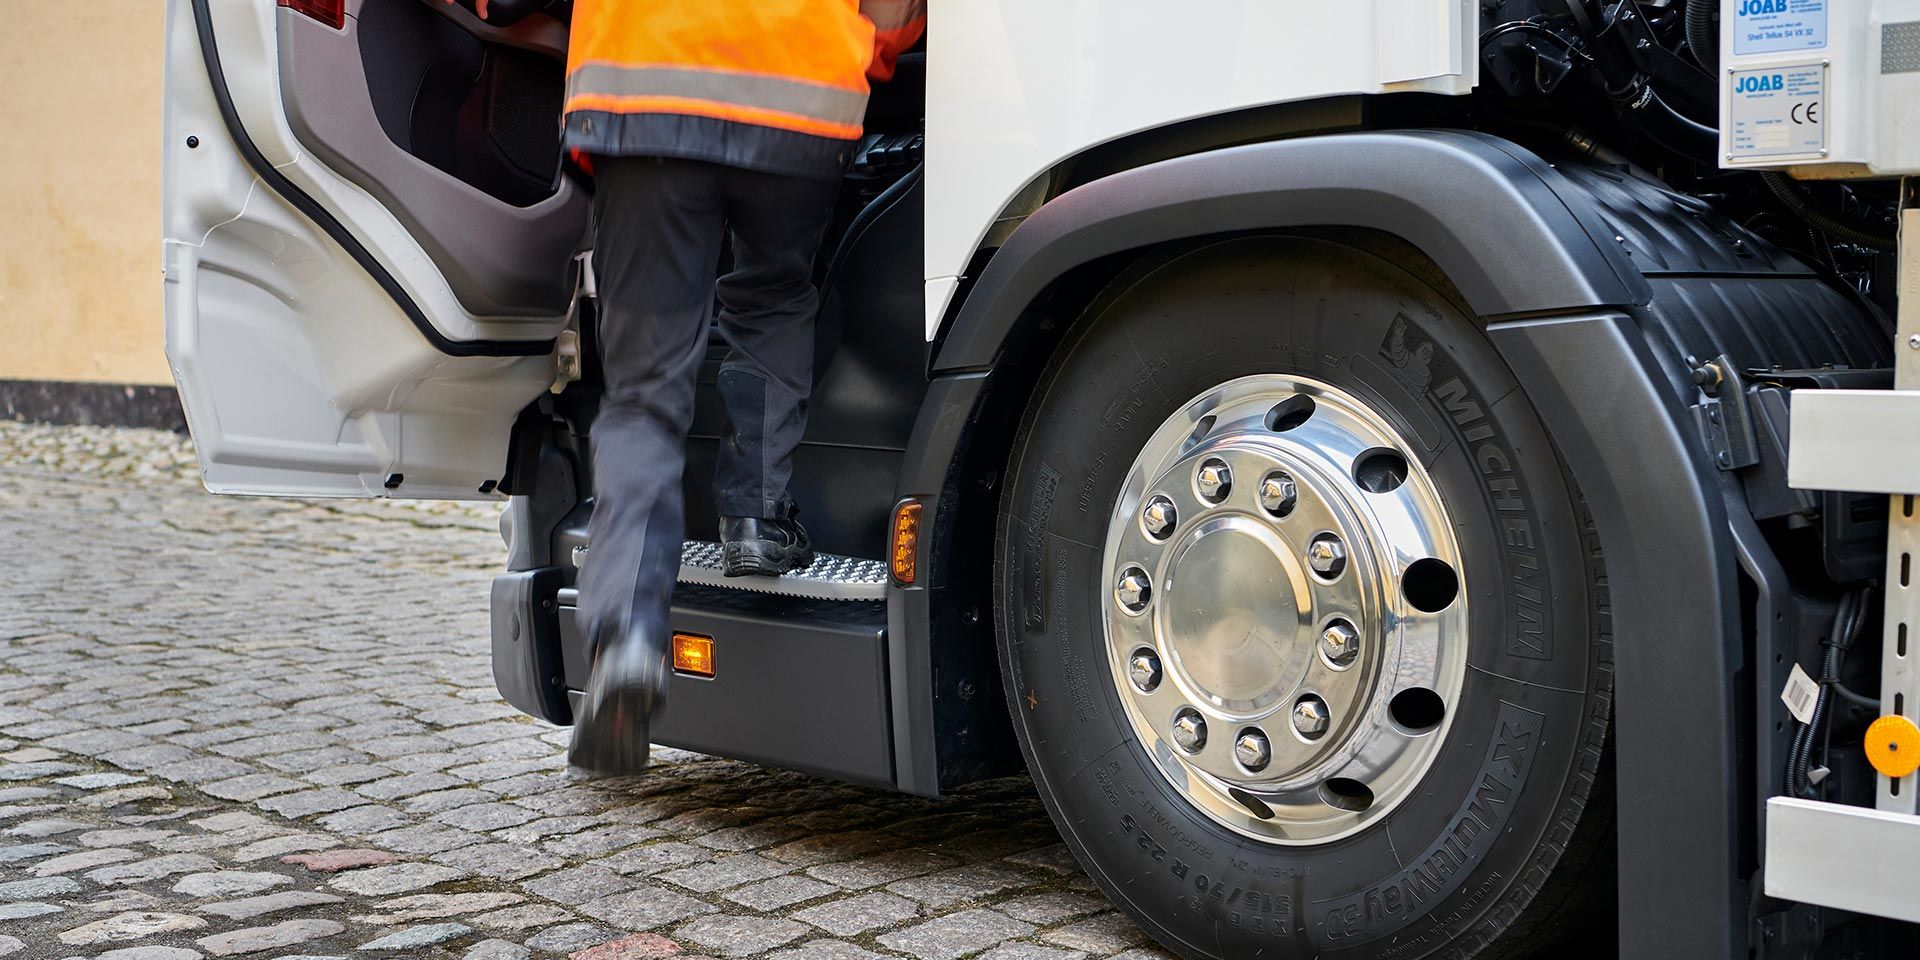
[{"xmin": 1101, "ymin": 374, "xmax": 1467, "ymax": 845}]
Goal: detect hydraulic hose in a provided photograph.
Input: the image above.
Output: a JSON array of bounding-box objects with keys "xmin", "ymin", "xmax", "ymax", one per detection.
[
  {"xmin": 1686, "ymin": 0, "xmax": 1718, "ymax": 71},
  {"xmin": 1761, "ymin": 173, "xmax": 1898, "ymax": 252},
  {"xmin": 1788, "ymin": 589, "xmax": 1872, "ymax": 797}
]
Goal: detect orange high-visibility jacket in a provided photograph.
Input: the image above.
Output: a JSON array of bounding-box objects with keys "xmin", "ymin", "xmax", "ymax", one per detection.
[{"xmin": 562, "ymin": 0, "xmax": 926, "ymax": 179}]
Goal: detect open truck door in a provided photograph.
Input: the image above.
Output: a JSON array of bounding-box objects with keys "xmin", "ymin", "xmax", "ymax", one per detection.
[{"xmin": 162, "ymin": 0, "xmax": 586, "ymax": 499}]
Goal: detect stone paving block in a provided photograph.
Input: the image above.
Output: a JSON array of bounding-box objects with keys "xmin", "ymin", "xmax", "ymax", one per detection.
[
  {"xmin": 0, "ymin": 901, "xmax": 62, "ymax": 920},
  {"xmin": 201, "ymin": 890, "xmax": 347, "ymax": 920},
  {"xmin": 54, "ymin": 772, "xmax": 148, "ymax": 790},
  {"xmin": 1038, "ymin": 914, "xmax": 1149, "ymax": 953},
  {"xmin": 80, "ymin": 785, "xmax": 177, "ymax": 808},
  {"xmin": 282, "ymin": 848, "xmax": 404, "ymax": 873},
  {"xmin": 975, "ymin": 944, "xmax": 1087, "ymax": 960},
  {"xmin": 527, "ymin": 923, "xmax": 621, "ymax": 952},
  {"xmin": 404, "ymin": 787, "xmax": 494, "ymax": 815},
  {"xmin": 1002, "ymin": 846, "xmax": 1080, "ymax": 876},
  {"xmin": 791, "ymin": 891, "xmax": 923, "ymax": 937},
  {"xmin": 258, "ymin": 788, "xmax": 368, "ymax": 819},
  {"xmin": 471, "ymin": 903, "xmax": 577, "ymax": 931},
  {"xmin": 144, "ymin": 756, "xmax": 254, "ymax": 784},
  {"xmin": 203, "ymin": 773, "xmax": 306, "ymax": 802},
  {"xmin": 674, "ymin": 914, "xmax": 809, "ymax": 958},
  {"xmin": 464, "ymin": 939, "xmax": 533, "ymax": 960},
  {"xmin": 432, "ymin": 842, "xmax": 564, "ymax": 880},
  {"xmin": 196, "ymin": 918, "xmax": 347, "ymax": 956},
  {"xmin": 34, "ymin": 846, "xmax": 141, "ymax": 875},
  {"xmin": 524, "ymin": 865, "xmax": 637, "ymax": 906},
  {"xmin": 56, "ymin": 910, "xmax": 210, "ymax": 946},
  {"xmin": 435, "ymin": 801, "xmax": 540, "ymax": 832},
  {"xmin": 172, "ymin": 871, "xmax": 295, "ymax": 898},
  {"xmin": 887, "ymin": 864, "xmax": 1039, "ymax": 908},
  {"xmin": 366, "ymin": 824, "xmax": 488, "ymax": 855},
  {"xmin": 658, "ymin": 853, "xmax": 789, "ymax": 893},
  {"xmin": 357, "ymin": 772, "xmax": 464, "ymax": 802},
  {"xmin": 96, "ymin": 947, "xmax": 206, "ymax": 960},
  {"xmin": 593, "ymin": 842, "xmax": 711, "ymax": 876},
  {"xmin": 0, "ymin": 840, "xmax": 69, "ymax": 863},
  {"xmin": 805, "ymin": 851, "xmax": 959, "ymax": 891},
  {"xmin": 357, "ymin": 921, "xmax": 472, "ymax": 950},
  {"xmin": 316, "ymin": 805, "xmax": 411, "ymax": 836},
  {"xmin": 0, "ymin": 874, "xmax": 82, "ymax": 897},
  {"xmin": 579, "ymin": 887, "xmax": 718, "ymax": 931},
  {"xmin": 88, "ymin": 854, "xmax": 221, "ymax": 886},
  {"xmin": 231, "ymin": 833, "xmax": 339, "ymax": 862},
  {"xmin": 80, "ymin": 827, "xmax": 177, "ymax": 848},
  {"xmin": 876, "ymin": 909, "xmax": 1037, "ymax": 960},
  {"xmin": 992, "ymin": 892, "xmax": 1108, "ymax": 925},
  {"xmin": 724, "ymin": 875, "xmax": 839, "ymax": 912},
  {"xmin": 763, "ymin": 940, "xmax": 891, "ymax": 960},
  {"xmin": 363, "ymin": 891, "xmax": 524, "ymax": 923},
  {"xmin": 327, "ymin": 862, "xmax": 468, "ymax": 896},
  {"xmin": 544, "ymin": 826, "xmax": 661, "ymax": 859}
]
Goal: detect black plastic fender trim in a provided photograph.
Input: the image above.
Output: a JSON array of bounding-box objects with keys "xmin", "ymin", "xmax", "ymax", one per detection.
[
  {"xmin": 933, "ymin": 130, "xmax": 1648, "ymax": 373},
  {"xmin": 187, "ymin": 0, "xmax": 555, "ymax": 358},
  {"xmin": 1486, "ymin": 311, "xmax": 1742, "ymax": 960}
]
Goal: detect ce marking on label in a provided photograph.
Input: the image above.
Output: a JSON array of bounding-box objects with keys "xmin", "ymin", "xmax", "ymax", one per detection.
[{"xmin": 1792, "ymin": 101, "xmax": 1820, "ymax": 125}]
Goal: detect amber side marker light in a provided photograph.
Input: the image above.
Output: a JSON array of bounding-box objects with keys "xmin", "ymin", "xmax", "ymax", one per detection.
[
  {"xmin": 890, "ymin": 499, "xmax": 924, "ymax": 587},
  {"xmin": 671, "ymin": 633, "xmax": 716, "ymax": 679}
]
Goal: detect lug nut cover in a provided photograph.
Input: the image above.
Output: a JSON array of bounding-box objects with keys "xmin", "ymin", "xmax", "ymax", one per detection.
[
  {"xmin": 1128, "ymin": 649, "xmax": 1163, "ymax": 692},
  {"xmin": 1141, "ymin": 496, "xmax": 1177, "ymax": 539},
  {"xmin": 1258, "ymin": 472, "xmax": 1298, "ymax": 516},
  {"xmin": 1234, "ymin": 729, "xmax": 1272, "ymax": 771},
  {"xmin": 1172, "ymin": 709, "xmax": 1208, "ymax": 753},
  {"xmin": 1292, "ymin": 696, "xmax": 1331, "ymax": 739},
  {"xmin": 1307, "ymin": 534, "xmax": 1347, "ymax": 578},
  {"xmin": 1320, "ymin": 619, "xmax": 1360, "ymax": 668},
  {"xmin": 1115, "ymin": 568, "xmax": 1152, "ymax": 613},
  {"xmin": 1196, "ymin": 459, "xmax": 1232, "ymax": 502}
]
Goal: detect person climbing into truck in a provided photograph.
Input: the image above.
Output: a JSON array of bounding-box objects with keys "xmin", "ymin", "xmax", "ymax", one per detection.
[{"xmin": 546, "ymin": 0, "xmax": 926, "ymax": 775}]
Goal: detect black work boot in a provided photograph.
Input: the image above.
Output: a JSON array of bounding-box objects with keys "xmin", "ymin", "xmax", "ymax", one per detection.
[
  {"xmin": 719, "ymin": 516, "xmax": 816, "ymax": 577},
  {"xmin": 567, "ymin": 624, "xmax": 668, "ymax": 777}
]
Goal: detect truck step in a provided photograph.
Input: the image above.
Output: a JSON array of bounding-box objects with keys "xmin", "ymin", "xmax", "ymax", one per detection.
[{"xmin": 676, "ymin": 540, "xmax": 887, "ymax": 601}]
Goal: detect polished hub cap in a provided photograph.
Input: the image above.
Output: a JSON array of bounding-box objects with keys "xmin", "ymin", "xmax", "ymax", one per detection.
[{"xmin": 1101, "ymin": 375, "xmax": 1467, "ymax": 845}]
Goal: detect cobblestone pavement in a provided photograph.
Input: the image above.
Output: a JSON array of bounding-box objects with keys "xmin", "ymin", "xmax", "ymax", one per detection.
[{"xmin": 0, "ymin": 423, "xmax": 1160, "ymax": 960}]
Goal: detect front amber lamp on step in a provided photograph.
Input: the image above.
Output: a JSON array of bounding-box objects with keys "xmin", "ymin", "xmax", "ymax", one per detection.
[
  {"xmin": 891, "ymin": 499, "xmax": 924, "ymax": 587},
  {"xmin": 671, "ymin": 633, "xmax": 715, "ymax": 678}
]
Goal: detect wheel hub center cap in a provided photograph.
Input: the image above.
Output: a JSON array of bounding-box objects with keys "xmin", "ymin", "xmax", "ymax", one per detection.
[
  {"xmin": 1162, "ymin": 518, "xmax": 1309, "ymax": 713},
  {"xmin": 1101, "ymin": 375, "xmax": 1468, "ymax": 846}
]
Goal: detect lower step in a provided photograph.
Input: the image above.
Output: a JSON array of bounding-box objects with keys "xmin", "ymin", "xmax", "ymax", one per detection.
[{"xmin": 574, "ymin": 540, "xmax": 888, "ymax": 602}]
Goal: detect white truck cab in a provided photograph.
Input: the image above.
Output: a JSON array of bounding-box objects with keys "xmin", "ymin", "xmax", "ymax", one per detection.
[{"xmin": 163, "ymin": 1, "xmax": 1920, "ymax": 957}]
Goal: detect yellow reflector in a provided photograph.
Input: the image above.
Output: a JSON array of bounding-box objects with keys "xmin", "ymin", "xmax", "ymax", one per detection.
[
  {"xmin": 890, "ymin": 499, "xmax": 923, "ymax": 586},
  {"xmin": 671, "ymin": 633, "xmax": 715, "ymax": 678},
  {"xmin": 1866, "ymin": 714, "xmax": 1920, "ymax": 779}
]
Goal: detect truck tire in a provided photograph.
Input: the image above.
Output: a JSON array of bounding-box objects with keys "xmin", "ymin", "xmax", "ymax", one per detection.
[{"xmin": 994, "ymin": 236, "xmax": 1614, "ymax": 959}]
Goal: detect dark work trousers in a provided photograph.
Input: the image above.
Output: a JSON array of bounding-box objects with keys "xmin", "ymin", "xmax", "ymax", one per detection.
[{"xmin": 578, "ymin": 155, "xmax": 838, "ymax": 658}]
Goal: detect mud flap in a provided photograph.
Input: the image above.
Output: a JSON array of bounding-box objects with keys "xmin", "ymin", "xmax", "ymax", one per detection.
[{"xmin": 491, "ymin": 567, "xmax": 572, "ymax": 724}]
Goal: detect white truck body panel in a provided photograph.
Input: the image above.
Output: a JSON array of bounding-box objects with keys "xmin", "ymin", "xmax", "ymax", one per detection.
[{"xmin": 920, "ymin": 0, "xmax": 1479, "ymax": 337}]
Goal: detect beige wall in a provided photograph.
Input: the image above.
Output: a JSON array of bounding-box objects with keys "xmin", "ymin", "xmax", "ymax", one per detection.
[{"xmin": 0, "ymin": 2, "xmax": 169, "ymax": 385}]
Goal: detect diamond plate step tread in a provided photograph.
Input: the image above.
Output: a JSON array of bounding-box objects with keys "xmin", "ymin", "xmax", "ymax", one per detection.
[{"xmin": 675, "ymin": 540, "xmax": 888, "ymax": 601}]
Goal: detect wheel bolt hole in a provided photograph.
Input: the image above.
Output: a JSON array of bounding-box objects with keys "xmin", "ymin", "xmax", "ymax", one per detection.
[
  {"xmin": 1265, "ymin": 395, "xmax": 1316, "ymax": 432},
  {"xmin": 1319, "ymin": 619, "xmax": 1360, "ymax": 669},
  {"xmin": 1389, "ymin": 687, "xmax": 1446, "ymax": 733},
  {"xmin": 1354, "ymin": 448, "xmax": 1409, "ymax": 494},
  {"xmin": 1320, "ymin": 777, "xmax": 1374, "ymax": 812},
  {"xmin": 1402, "ymin": 557, "xmax": 1459, "ymax": 612},
  {"xmin": 1291, "ymin": 695, "xmax": 1330, "ymax": 740},
  {"xmin": 1306, "ymin": 534, "xmax": 1347, "ymax": 579},
  {"xmin": 1233, "ymin": 728, "xmax": 1272, "ymax": 772}
]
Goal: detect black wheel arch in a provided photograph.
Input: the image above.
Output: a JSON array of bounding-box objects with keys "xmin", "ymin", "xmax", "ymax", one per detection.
[{"xmin": 899, "ymin": 132, "xmax": 1764, "ymax": 960}]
